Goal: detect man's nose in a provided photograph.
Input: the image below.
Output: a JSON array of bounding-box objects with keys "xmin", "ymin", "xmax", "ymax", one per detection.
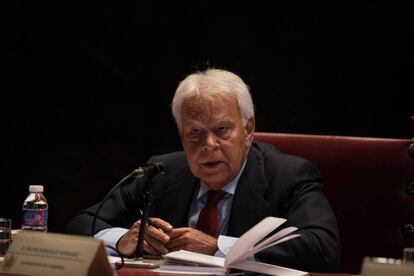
[{"xmin": 202, "ymin": 133, "xmax": 220, "ymax": 152}]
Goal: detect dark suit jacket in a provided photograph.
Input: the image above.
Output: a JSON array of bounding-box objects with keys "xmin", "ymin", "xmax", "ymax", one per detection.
[{"xmin": 66, "ymin": 141, "xmax": 340, "ymax": 272}]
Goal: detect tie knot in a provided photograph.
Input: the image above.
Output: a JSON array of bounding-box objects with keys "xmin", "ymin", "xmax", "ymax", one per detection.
[{"xmin": 206, "ymin": 190, "xmax": 226, "ymax": 207}]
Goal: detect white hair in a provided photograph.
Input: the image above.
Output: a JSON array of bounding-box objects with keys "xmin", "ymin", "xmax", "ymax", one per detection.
[{"xmin": 171, "ymin": 68, "xmax": 254, "ymax": 130}]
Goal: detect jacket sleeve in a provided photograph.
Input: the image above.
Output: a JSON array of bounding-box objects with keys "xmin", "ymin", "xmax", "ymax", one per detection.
[
  {"xmin": 65, "ymin": 152, "xmax": 187, "ymax": 236},
  {"xmin": 65, "ymin": 175, "xmax": 145, "ymax": 236},
  {"xmin": 255, "ymin": 149, "xmax": 341, "ymax": 272}
]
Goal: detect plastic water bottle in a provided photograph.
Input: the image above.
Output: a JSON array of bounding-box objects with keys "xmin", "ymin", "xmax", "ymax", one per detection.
[{"xmin": 22, "ymin": 185, "xmax": 48, "ymax": 232}]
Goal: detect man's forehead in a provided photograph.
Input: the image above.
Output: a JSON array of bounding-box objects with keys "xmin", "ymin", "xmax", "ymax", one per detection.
[{"xmin": 183, "ymin": 94, "xmax": 238, "ymax": 111}]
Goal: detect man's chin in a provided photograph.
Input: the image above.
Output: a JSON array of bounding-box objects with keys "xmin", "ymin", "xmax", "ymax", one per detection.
[{"xmin": 199, "ymin": 173, "xmax": 228, "ymax": 189}]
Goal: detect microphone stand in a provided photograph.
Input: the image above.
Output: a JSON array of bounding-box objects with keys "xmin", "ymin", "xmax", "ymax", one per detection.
[
  {"xmin": 89, "ymin": 162, "xmax": 166, "ymax": 264},
  {"xmin": 135, "ymin": 176, "xmax": 155, "ymax": 260},
  {"xmin": 90, "ymin": 163, "xmax": 166, "ymax": 237}
]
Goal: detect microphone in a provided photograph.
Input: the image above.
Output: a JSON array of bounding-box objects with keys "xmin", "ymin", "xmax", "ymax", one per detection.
[
  {"xmin": 90, "ymin": 161, "xmax": 167, "ymax": 237},
  {"xmin": 132, "ymin": 162, "xmax": 167, "ymax": 178}
]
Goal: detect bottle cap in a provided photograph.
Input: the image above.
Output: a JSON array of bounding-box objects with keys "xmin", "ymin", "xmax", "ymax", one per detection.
[{"xmin": 29, "ymin": 185, "xmax": 44, "ymax": 193}]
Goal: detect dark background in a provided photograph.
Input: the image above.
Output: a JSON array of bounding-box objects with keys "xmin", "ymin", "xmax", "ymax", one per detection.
[{"xmin": 3, "ymin": 2, "xmax": 413, "ymax": 233}]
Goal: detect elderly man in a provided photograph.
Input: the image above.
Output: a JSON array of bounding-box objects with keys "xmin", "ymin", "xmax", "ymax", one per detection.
[{"xmin": 67, "ymin": 68, "xmax": 340, "ymax": 272}]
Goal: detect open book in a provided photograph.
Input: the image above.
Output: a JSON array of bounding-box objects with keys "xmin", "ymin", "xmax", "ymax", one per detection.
[{"xmin": 163, "ymin": 217, "xmax": 307, "ymax": 276}]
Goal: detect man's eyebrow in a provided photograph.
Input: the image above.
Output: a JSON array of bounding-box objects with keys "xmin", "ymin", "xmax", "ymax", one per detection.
[{"xmin": 216, "ymin": 119, "xmax": 234, "ymax": 126}]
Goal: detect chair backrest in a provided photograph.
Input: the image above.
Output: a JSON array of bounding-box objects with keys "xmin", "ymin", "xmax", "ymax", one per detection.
[{"xmin": 254, "ymin": 132, "xmax": 414, "ymax": 274}]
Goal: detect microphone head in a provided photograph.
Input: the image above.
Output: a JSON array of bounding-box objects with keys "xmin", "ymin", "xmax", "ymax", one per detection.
[
  {"xmin": 152, "ymin": 162, "xmax": 167, "ymax": 175},
  {"xmin": 135, "ymin": 162, "xmax": 167, "ymax": 178}
]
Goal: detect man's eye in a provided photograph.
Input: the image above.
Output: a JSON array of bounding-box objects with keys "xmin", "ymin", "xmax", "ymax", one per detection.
[
  {"xmin": 189, "ymin": 129, "xmax": 201, "ymax": 137},
  {"xmin": 216, "ymin": 127, "xmax": 229, "ymax": 136}
]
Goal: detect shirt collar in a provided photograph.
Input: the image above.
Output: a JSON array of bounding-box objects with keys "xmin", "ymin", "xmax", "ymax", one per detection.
[{"xmin": 197, "ymin": 159, "xmax": 247, "ymax": 199}]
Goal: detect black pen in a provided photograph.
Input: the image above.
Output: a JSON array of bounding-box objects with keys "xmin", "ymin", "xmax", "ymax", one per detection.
[
  {"xmin": 147, "ymin": 218, "xmax": 164, "ymax": 233},
  {"xmin": 147, "ymin": 218, "xmax": 156, "ymax": 227}
]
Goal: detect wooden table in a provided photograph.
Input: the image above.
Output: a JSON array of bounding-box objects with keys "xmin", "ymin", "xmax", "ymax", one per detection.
[
  {"xmin": 117, "ymin": 267, "xmax": 357, "ymax": 276},
  {"xmin": 0, "ymin": 266, "xmax": 356, "ymax": 276}
]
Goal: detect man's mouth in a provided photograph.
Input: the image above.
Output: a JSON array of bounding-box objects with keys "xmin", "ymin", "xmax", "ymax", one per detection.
[{"xmin": 202, "ymin": 160, "xmax": 223, "ymax": 168}]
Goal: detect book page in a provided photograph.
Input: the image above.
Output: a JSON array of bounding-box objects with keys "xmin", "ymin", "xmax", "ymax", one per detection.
[
  {"xmin": 155, "ymin": 264, "xmax": 226, "ymax": 275},
  {"xmin": 254, "ymin": 227, "xmax": 298, "ymax": 251},
  {"xmin": 164, "ymin": 250, "xmax": 225, "ymax": 268},
  {"xmin": 230, "ymin": 260, "xmax": 307, "ymax": 276},
  {"xmin": 217, "ymin": 235, "xmax": 238, "ymax": 256},
  {"xmin": 236, "ymin": 234, "xmax": 301, "ymax": 263},
  {"xmin": 225, "ymin": 217, "xmax": 287, "ymax": 266},
  {"xmin": 163, "ymin": 217, "xmax": 304, "ymax": 276}
]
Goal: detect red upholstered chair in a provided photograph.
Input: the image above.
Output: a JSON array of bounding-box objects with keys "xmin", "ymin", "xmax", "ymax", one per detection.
[{"xmin": 254, "ymin": 131, "xmax": 414, "ymax": 274}]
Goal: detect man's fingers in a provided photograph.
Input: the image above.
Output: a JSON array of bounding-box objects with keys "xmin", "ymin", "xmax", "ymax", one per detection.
[
  {"xmin": 164, "ymin": 227, "xmax": 218, "ymax": 255},
  {"xmin": 146, "ymin": 225, "xmax": 170, "ymax": 242},
  {"xmin": 145, "ymin": 233, "xmax": 169, "ymax": 255},
  {"xmin": 166, "ymin": 228, "xmax": 191, "ymax": 249},
  {"xmin": 165, "ymin": 238, "xmax": 188, "ymax": 251},
  {"xmin": 167, "ymin": 227, "xmax": 188, "ymax": 238},
  {"xmin": 127, "ymin": 218, "xmax": 174, "ymax": 256},
  {"xmin": 149, "ymin": 218, "xmax": 173, "ymax": 232},
  {"xmin": 145, "ymin": 218, "xmax": 172, "ymax": 243},
  {"xmin": 143, "ymin": 240, "xmax": 158, "ymax": 256}
]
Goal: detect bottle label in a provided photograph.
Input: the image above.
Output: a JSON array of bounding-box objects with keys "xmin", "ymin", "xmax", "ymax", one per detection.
[{"xmin": 22, "ymin": 208, "xmax": 48, "ymax": 227}]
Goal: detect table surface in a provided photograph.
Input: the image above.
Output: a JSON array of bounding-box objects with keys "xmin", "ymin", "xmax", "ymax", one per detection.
[
  {"xmin": 0, "ymin": 266, "xmax": 357, "ymax": 276},
  {"xmin": 0, "ymin": 256, "xmax": 357, "ymax": 276},
  {"xmin": 117, "ymin": 267, "xmax": 357, "ymax": 276}
]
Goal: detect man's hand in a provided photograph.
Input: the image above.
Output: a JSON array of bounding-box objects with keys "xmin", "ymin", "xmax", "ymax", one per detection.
[
  {"xmin": 117, "ymin": 218, "xmax": 172, "ymax": 257},
  {"xmin": 166, "ymin": 227, "xmax": 218, "ymax": 255}
]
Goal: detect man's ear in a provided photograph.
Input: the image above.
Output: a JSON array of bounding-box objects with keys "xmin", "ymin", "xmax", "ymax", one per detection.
[
  {"xmin": 245, "ymin": 117, "xmax": 255, "ymax": 142},
  {"xmin": 177, "ymin": 126, "xmax": 184, "ymax": 142}
]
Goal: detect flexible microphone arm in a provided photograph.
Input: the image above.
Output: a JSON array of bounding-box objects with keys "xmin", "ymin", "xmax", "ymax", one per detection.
[
  {"xmin": 90, "ymin": 162, "xmax": 167, "ymax": 238},
  {"xmin": 90, "ymin": 172, "xmax": 135, "ymax": 237},
  {"xmin": 88, "ymin": 172, "xmax": 134, "ymax": 270}
]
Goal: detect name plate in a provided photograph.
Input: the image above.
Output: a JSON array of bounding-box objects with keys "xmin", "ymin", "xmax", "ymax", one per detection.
[{"xmin": 1, "ymin": 231, "xmax": 113, "ymax": 276}]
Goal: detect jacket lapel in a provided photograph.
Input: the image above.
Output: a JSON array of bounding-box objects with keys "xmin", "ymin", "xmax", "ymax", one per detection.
[
  {"xmin": 150, "ymin": 167, "xmax": 200, "ymax": 228},
  {"xmin": 228, "ymin": 146, "xmax": 272, "ymax": 237}
]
